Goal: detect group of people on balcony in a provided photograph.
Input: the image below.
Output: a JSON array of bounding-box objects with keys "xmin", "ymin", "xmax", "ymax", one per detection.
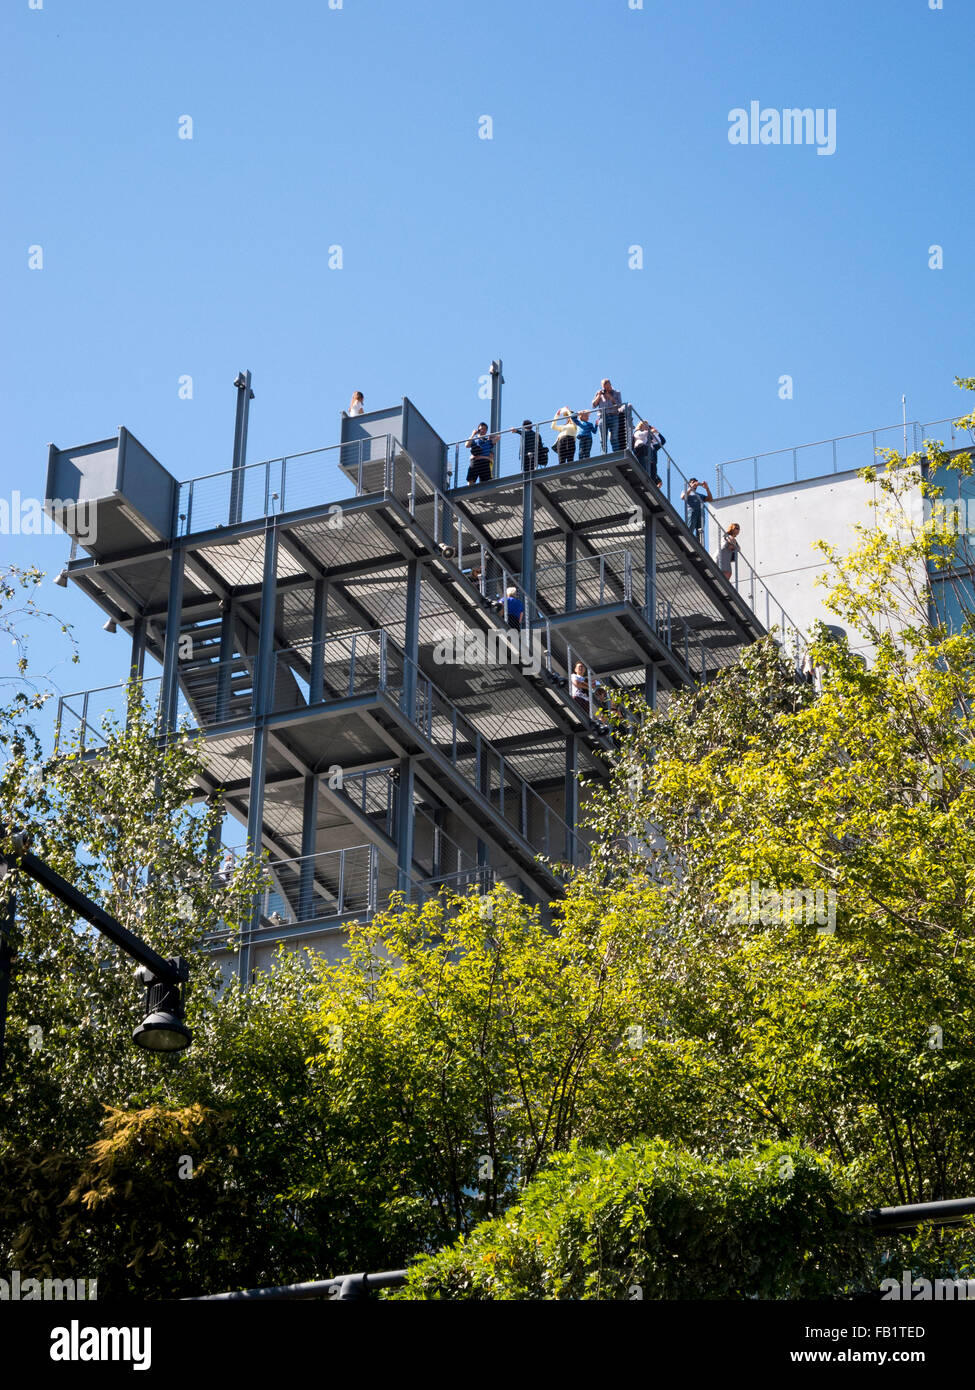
[
  {"xmin": 354, "ymin": 382, "xmax": 738, "ymax": 580},
  {"xmin": 463, "ymin": 378, "xmax": 666, "ymax": 486}
]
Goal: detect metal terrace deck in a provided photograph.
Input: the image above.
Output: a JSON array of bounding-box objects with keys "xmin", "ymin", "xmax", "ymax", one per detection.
[{"xmin": 47, "ymin": 396, "xmax": 805, "ymax": 975}]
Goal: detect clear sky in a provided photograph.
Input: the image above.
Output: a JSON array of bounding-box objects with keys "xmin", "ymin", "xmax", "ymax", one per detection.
[{"xmin": 1, "ymin": 0, "xmax": 972, "ymax": 721}]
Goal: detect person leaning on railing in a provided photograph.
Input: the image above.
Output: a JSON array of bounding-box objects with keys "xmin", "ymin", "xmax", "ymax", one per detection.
[
  {"xmin": 510, "ymin": 419, "xmax": 549, "ymax": 471},
  {"xmin": 551, "ymin": 407, "xmax": 579, "ymax": 465},
  {"xmin": 632, "ymin": 420, "xmax": 664, "ymax": 485},
  {"xmin": 717, "ymin": 522, "xmax": 741, "ymax": 580},
  {"xmin": 570, "ymin": 661, "xmax": 610, "ymax": 735},
  {"xmin": 466, "ymin": 422, "xmax": 497, "ymax": 485},
  {"xmin": 647, "ymin": 424, "xmax": 666, "ymax": 483},
  {"xmin": 571, "ymin": 409, "xmax": 599, "ymax": 460}
]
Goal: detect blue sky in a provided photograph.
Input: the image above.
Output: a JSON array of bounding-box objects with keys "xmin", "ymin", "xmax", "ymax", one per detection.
[{"xmin": 1, "ymin": 0, "xmax": 972, "ymax": 720}]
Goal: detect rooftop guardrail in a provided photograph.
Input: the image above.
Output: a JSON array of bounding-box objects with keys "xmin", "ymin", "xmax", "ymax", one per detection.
[{"xmin": 714, "ymin": 414, "xmax": 973, "ymax": 498}]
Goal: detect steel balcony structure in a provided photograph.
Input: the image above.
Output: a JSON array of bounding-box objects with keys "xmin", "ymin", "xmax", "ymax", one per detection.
[{"xmin": 45, "ymin": 393, "xmax": 803, "ymax": 978}]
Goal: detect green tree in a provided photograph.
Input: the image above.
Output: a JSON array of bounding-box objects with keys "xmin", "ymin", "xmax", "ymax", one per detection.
[
  {"xmin": 578, "ymin": 381, "xmax": 975, "ymax": 1205},
  {"xmin": 395, "ymin": 1140, "xmax": 876, "ymax": 1300},
  {"xmin": 0, "ymin": 570, "xmax": 331, "ymax": 1296},
  {"xmin": 304, "ymin": 881, "xmax": 710, "ymax": 1268}
]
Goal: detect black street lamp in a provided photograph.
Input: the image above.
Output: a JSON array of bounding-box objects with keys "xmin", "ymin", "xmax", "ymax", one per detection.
[
  {"xmin": 132, "ymin": 964, "xmax": 192, "ymax": 1052},
  {"xmin": 0, "ymin": 830, "xmax": 192, "ymax": 1081}
]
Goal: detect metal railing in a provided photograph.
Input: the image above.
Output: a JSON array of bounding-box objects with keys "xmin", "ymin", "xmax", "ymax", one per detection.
[
  {"xmin": 445, "ymin": 407, "xmax": 628, "ymax": 488},
  {"xmin": 334, "ymin": 768, "xmax": 490, "ymax": 884},
  {"xmin": 254, "ymin": 843, "xmax": 387, "ymax": 925},
  {"xmin": 536, "ymin": 547, "xmax": 639, "ymax": 611},
  {"xmin": 714, "ymin": 414, "xmax": 973, "ymax": 498},
  {"xmin": 627, "ymin": 416, "xmax": 808, "ymax": 670},
  {"xmin": 212, "ymin": 840, "xmax": 497, "ymax": 936},
  {"xmin": 412, "ymin": 483, "xmax": 625, "ymax": 728},
  {"xmin": 398, "ymin": 651, "xmax": 580, "ymax": 864},
  {"xmin": 176, "ymin": 434, "xmax": 401, "ymax": 534},
  {"xmin": 53, "ymin": 676, "xmax": 199, "ymax": 754},
  {"xmin": 265, "ymin": 630, "xmax": 583, "ymax": 864},
  {"xmin": 441, "ymin": 402, "xmax": 805, "ymax": 665}
]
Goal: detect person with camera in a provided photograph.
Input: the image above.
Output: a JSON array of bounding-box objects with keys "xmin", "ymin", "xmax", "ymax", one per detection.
[
  {"xmin": 466, "ymin": 422, "xmax": 497, "ymax": 485},
  {"xmin": 592, "ymin": 378, "xmax": 625, "ymax": 452},
  {"xmin": 682, "ymin": 476, "xmax": 712, "ymax": 542},
  {"xmin": 551, "ymin": 407, "xmax": 579, "ymax": 465}
]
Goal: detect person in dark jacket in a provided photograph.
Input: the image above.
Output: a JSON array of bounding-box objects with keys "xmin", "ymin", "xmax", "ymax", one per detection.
[
  {"xmin": 512, "ymin": 420, "xmax": 549, "ymax": 471},
  {"xmin": 647, "ymin": 425, "xmax": 666, "ymax": 483}
]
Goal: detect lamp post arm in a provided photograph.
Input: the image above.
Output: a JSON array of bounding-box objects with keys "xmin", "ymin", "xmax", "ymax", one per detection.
[{"xmin": 16, "ymin": 849, "xmax": 184, "ymax": 983}]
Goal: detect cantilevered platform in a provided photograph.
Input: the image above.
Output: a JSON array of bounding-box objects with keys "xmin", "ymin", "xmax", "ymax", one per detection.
[{"xmin": 47, "ymin": 394, "xmax": 805, "ymax": 976}]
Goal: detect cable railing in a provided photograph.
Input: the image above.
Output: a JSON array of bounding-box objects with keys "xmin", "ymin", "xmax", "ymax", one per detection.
[
  {"xmin": 175, "ymin": 434, "xmax": 402, "ymax": 535},
  {"xmin": 406, "ymin": 483, "xmax": 614, "ymax": 732},
  {"xmin": 536, "ymin": 547, "xmax": 640, "ymax": 611},
  {"xmin": 398, "ymin": 649, "xmax": 580, "ymax": 864},
  {"xmin": 713, "ymin": 414, "xmax": 973, "ymax": 498},
  {"xmin": 259, "ymin": 843, "xmax": 389, "ymax": 924},
  {"xmin": 444, "ymin": 406, "xmax": 633, "ymax": 488},
  {"xmin": 631, "ymin": 416, "xmax": 808, "ymax": 670},
  {"xmin": 441, "ymin": 403, "xmax": 805, "ymax": 660},
  {"xmin": 211, "ymin": 841, "xmax": 497, "ymax": 935},
  {"xmin": 53, "ymin": 676, "xmax": 198, "ymax": 754},
  {"xmin": 335, "ymin": 767, "xmax": 487, "ymax": 884},
  {"xmin": 269, "ymin": 628, "xmax": 584, "ymax": 864}
]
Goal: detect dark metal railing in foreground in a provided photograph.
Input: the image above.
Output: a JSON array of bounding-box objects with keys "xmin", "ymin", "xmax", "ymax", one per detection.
[
  {"xmin": 189, "ymin": 1269, "xmax": 409, "ymax": 1301},
  {"xmin": 188, "ymin": 1197, "xmax": 975, "ymax": 1300}
]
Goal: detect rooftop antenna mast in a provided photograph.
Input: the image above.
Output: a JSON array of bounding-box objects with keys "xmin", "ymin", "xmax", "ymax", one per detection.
[
  {"xmin": 228, "ymin": 370, "xmax": 255, "ymax": 526},
  {"xmin": 489, "ymin": 358, "xmax": 504, "ymax": 451}
]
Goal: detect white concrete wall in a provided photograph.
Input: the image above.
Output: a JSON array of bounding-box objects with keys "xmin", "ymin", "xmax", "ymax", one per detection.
[{"xmin": 710, "ymin": 469, "xmax": 892, "ymax": 656}]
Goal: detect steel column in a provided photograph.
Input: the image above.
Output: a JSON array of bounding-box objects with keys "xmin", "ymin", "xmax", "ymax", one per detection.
[
  {"xmin": 242, "ymin": 522, "xmax": 279, "ymax": 981},
  {"xmin": 565, "ymin": 531, "xmax": 577, "ymax": 612},
  {"xmin": 129, "ymin": 615, "xmax": 146, "ymax": 684},
  {"xmin": 395, "ymin": 756, "xmax": 415, "ymax": 895},
  {"xmin": 228, "ymin": 370, "xmax": 254, "ymax": 527},
  {"xmin": 564, "ymin": 735, "xmax": 579, "ymax": 863},
  {"xmin": 401, "ymin": 560, "xmax": 421, "ymax": 721},
  {"xmin": 215, "ymin": 602, "xmax": 235, "ymax": 722},
  {"xmin": 298, "ymin": 773, "xmax": 318, "ymax": 921},
  {"xmin": 159, "ymin": 544, "xmax": 185, "ymax": 734},
  {"xmin": 309, "ymin": 578, "xmax": 327, "ymax": 703}
]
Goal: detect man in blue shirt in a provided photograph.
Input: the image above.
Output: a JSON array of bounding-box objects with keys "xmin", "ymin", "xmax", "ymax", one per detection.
[
  {"xmin": 498, "ymin": 585, "xmax": 524, "ymax": 630},
  {"xmin": 572, "ymin": 409, "xmax": 599, "ymax": 460}
]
